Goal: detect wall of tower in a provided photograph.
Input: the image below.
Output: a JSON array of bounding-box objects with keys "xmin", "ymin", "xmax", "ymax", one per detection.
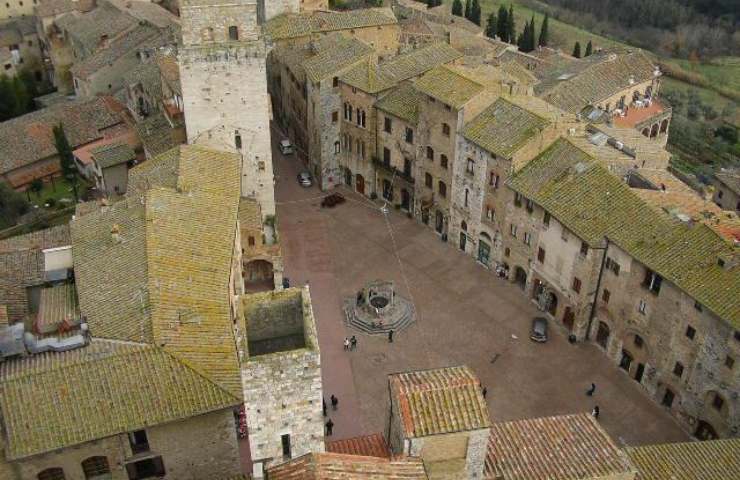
[
  {"xmin": 179, "ymin": 43, "xmax": 276, "ymax": 217},
  {"xmin": 181, "ymin": 2, "xmax": 259, "ymax": 45}
]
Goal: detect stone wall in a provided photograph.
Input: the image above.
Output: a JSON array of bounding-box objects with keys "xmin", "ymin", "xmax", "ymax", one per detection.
[
  {"xmin": 339, "ymin": 84, "xmax": 377, "ymax": 195},
  {"xmin": 179, "ymin": 42, "xmax": 276, "ymax": 217},
  {"xmin": 0, "ymin": 409, "xmax": 242, "ymax": 480},
  {"xmin": 244, "ymin": 291, "xmax": 304, "ymax": 342}
]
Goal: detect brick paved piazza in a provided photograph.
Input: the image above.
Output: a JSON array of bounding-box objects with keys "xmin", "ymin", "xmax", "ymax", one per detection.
[{"xmin": 272, "ymin": 142, "xmax": 689, "ymax": 448}]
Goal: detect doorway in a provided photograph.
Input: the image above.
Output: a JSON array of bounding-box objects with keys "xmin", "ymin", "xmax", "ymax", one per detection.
[
  {"xmin": 478, "ymin": 240, "xmax": 490, "ymax": 265},
  {"xmin": 514, "ymin": 267, "xmax": 527, "ymax": 290},
  {"xmin": 562, "ymin": 307, "xmax": 574, "ymax": 331},
  {"xmin": 401, "ymin": 189, "xmax": 410, "ymax": 211},
  {"xmin": 435, "ymin": 210, "xmax": 444, "ymax": 234},
  {"xmin": 459, "ymin": 232, "xmax": 466, "ymax": 251},
  {"xmin": 356, "ymin": 174, "xmax": 365, "ymax": 194}
]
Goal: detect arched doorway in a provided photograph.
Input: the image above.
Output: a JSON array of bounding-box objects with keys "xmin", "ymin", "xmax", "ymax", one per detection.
[
  {"xmin": 356, "ymin": 174, "xmax": 365, "ymax": 194},
  {"xmin": 514, "ymin": 266, "xmax": 527, "ymax": 290},
  {"xmin": 660, "ymin": 118, "xmax": 669, "ymax": 133},
  {"xmin": 596, "ymin": 321, "xmax": 610, "ymax": 349},
  {"xmin": 244, "ymin": 259, "xmax": 274, "ymax": 292},
  {"xmin": 695, "ymin": 420, "xmax": 719, "ymax": 440},
  {"xmin": 401, "ymin": 189, "xmax": 410, "ymax": 210},
  {"xmin": 435, "ymin": 210, "xmax": 444, "ymax": 234},
  {"xmin": 478, "ymin": 232, "xmax": 491, "ymax": 265}
]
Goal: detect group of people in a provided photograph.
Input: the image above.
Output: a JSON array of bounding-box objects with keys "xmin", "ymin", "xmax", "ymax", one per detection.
[
  {"xmin": 324, "ymin": 395, "xmax": 339, "ymax": 435},
  {"xmin": 343, "ymin": 336, "xmax": 357, "ymax": 351},
  {"xmin": 587, "ymin": 383, "xmax": 600, "ymax": 419}
]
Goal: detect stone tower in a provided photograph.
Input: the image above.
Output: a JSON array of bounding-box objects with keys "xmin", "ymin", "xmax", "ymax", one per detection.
[{"xmin": 179, "ymin": 0, "xmax": 276, "ymax": 217}]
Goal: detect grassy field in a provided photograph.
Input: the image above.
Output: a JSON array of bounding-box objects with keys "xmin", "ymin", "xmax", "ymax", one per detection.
[{"xmin": 26, "ymin": 176, "xmax": 85, "ymax": 209}]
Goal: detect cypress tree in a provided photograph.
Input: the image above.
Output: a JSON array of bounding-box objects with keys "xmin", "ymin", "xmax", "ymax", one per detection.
[
  {"xmin": 507, "ymin": 4, "xmax": 516, "ymax": 45},
  {"xmin": 470, "ymin": 0, "xmax": 481, "ymax": 25},
  {"xmin": 10, "ymin": 77, "xmax": 31, "ymax": 118},
  {"xmin": 464, "ymin": 0, "xmax": 471, "ymax": 19},
  {"xmin": 451, "ymin": 0, "xmax": 463, "ymax": 16},
  {"xmin": 53, "ymin": 123, "xmax": 79, "ymax": 201},
  {"xmin": 517, "ymin": 23, "xmax": 528, "ymax": 51},
  {"xmin": 585, "ymin": 40, "xmax": 593, "ymax": 57},
  {"xmin": 0, "ymin": 75, "xmax": 16, "ymax": 122},
  {"xmin": 573, "ymin": 41, "xmax": 582, "ymax": 58},
  {"xmin": 485, "ymin": 13, "xmax": 497, "ymax": 39},
  {"xmin": 528, "ymin": 16, "xmax": 536, "ymax": 51},
  {"xmin": 497, "ymin": 6, "xmax": 508, "ymax": 43},
  {"xmin": 538, "ymin": 13, "xmax": 549, "ymax": 47}
]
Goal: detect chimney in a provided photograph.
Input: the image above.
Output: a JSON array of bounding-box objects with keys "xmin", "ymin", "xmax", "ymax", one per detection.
[{"xmin": 111, "ymin": 224, "xmax": 121, "ymax": 243}]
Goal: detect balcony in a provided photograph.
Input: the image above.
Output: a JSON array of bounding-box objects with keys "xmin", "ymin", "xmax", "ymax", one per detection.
[{"xmin": 372, "ymin": 157, "xmax": 414, "ymax": 184}]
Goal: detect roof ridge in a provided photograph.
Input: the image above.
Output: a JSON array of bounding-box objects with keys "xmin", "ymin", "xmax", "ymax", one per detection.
[{"xmin": 160, "ymin": 347, "xmax": 242, "ymax": 403}]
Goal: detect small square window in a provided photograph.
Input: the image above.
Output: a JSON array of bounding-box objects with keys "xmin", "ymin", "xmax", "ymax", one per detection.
[
  {"xmin": 685, "ymin": 325, "xmax": 696, "ymax": 340},
  {"xmin": 332, "ymin": 77, "xmax": 339, "ymax": 88},
  {"xmin": 332, "ymin": 111, "xmax": 338, "ymax": 123},
  {"xmin": 673, "ymin": 362, "xmax": 684, "ymax": 377},
  {"xmin": 384, "ymin": 117, "xmax": 392, "ymax": 133},
  {"xmin": 725, "ymin": 356, "xmax": 735, "ymax": 369},
  {"xmin": 580, "ymin": 242, "xmax": 588, "ymax": 256},
  {"xmin": 543, "ymin": 212, "xmax": 550, "ymax": 227}
]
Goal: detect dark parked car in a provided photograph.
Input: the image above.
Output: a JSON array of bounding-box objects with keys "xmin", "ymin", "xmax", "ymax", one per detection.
[{"xmin": 530, "ymin": 317, "xmax": 548, "ymax": 343}]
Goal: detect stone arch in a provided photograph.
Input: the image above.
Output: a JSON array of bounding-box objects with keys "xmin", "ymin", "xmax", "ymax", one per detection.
[
  {"xmin": 480, "ymin": 231, "xmax": 491, "ymax": 241},
  {"xmin": 650, "ymin": 123, "xmax": 659, "ymax": 138},
  {"xmin": 244, "ymin": 259, "xmax": 274, "ymax": 292},
  {"xmin": 81, "ymin": 456, "xmax": 110, "ymax": 479},
  {"xmin": 660, "ymin": 118, "xmax": 669, "ymax": 133},
  {"xmin": 642, "ymin": 127, "xmax": 650, "ymax": 137}
]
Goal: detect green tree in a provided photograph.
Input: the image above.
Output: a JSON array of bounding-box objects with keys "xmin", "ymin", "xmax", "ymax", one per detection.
[
  {"xmin": 451, "ymin": 0, "xmax": 463, "ymax": 16},
  {"xmin": 0, "ymin": 75, "xmax": 16, "ymax": 122},
  {"xmin": 53, "ymin": 123, "xmax": 79, "ymax": 201},
  {"xmin": 0, "ymin": 181, "xmax": 30, "ymax": 228},
  {"xmin": 485, "ymin": 12, "xmax": 497, "ymax": 39},
  {"xmin": 29, "ymin": 178, "xmax": 44, "ymax": 197},
  {"xmin": 517, "ymin": 22, "xmax": 529, "ymax": 50},
  {"xmin": 470, "ymin": 0, "xmax": 481, "ymax": 25},
  {"xmin": 538, "ymin": 14, "xmax": 549, "ymax": 47},
  {"xmin": 497, "ymin": 5, "xmax": 508, "ymax": 42},
  {"xmin": 573, "ymin": 41, "xmax": 582, "ymax": 58},
  {"xmin": 506, "ymin": 4, "xmax": 516, "ymax": 44},
  {"xmin": 528, "ymin": 16, "xmax": 536, "ymax": 51},
  {"xmin": 464, "ymin": 0, "xmax": 471, "ymax": 20},
  {"xmin": 585, "ymin": 40, "xmax": 593, "ymax": 56}
]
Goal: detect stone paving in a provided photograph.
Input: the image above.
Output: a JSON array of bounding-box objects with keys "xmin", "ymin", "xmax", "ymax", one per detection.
[{"xmin": 271, "ymin": 132, "xmax": 689, "ymax": 448}]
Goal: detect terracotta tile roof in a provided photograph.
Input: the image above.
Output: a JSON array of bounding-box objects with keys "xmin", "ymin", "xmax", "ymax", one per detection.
[
  {"xmin": 485, "ymin": 413, "xmax": 635, "ymax": 480},
  {"xmin": 340, "ymin": 43, "xmax": 463, "ymax": 94},
  {"xmin": 35, "ymin": 283, "xmax": 80, "ymax": 334},
  {"xmin": 715, "ymin": 171, "xmax": 740, "ymax": 196},
  {"xmin": 536, "ymin": 51, "xmax": 658, "ymax": 113},
  {"xmin": 0, "ymin": 249, "xmax": 45, "ymax": 323},
  {"xmin": 413, "ymin": 65, "xmax": 484, "ymax": 109},
  {"xmin": 124, "ymin": 59, "xmax": 163, "ymax": 100},
  {"xmin": 267, "ymin": 452, "xmax": 428, "ymax": 480},
  {"xmin": 265, "ymin": 8, "xmax": 397, "ymax": 41},
  {"xmin": 0, "ymin": 97, "xmax": 122, "ymax": 177},
  {"xmin": 463, "ymin": 97, "xmax": 551, "ymax": 159},
  {"xmin": 134, "ymin": 112, "xmax": 178, "ymax": 158},
  {"xmin": 389, "ymin": 365, "xmax": 490, "ymax": 438},
  {"xmin": 91, "ymin": 141, "xmax": 136, "ymax": 168},
  {"xmin": 0, "ymin": 145, "xmax": 245, "ymax": 459},
  {"xmin": 375, "ymin": 83, "xmax": 423, "ymax": 124},
  {"xmin": 326, "ymin": 433, "xmax": 391, "ymax": 458},
  {"xmin": 302, "ymin": 34, "xmax": 374, "ymax": 82},
  {"xmin": 0, "ymin": 224, "xmax": 70, "ymax": 253},
  {"xmin": 626, "ymin": 438, "xmax": 740, "ymax": 480},
  {"xmin": 0, "ymin": 341, "xmax": 238, "ymax": 460},
  {"xmin": 57, "ymin": 2, "xmax": 137, "ymax": 55},
  {"xmin": 126, "ymin": 140, "xmax": 179, "ymax": 195},
  {"xmin": 508, "ymin": 138, "xmax": 740, "ymax": 327}
]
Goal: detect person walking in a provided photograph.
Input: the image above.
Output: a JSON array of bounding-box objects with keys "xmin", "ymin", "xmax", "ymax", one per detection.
[
  {"xmin": 330, "ymin": 394, "xmax": 338, "ymax": 410},
  {"xmin": 586, "ymin": 383, "xmax": 596, "ymax": 396},
  {"xmin": 388, "ymin": 330, "xmax": 394, "ymax": 343},
  {"xmin": 343, "ymin": 337, "xmax": 350, "ymax": 351},
  {"xmin": 592, "ymin": 406, "xmax": 600, "ymax": 419},
  {"xmin": 322, "ymin": 399, "xmax": 327, "ymax": 416},
  {"xmin": 325, "ymin": 419, "xmax": 334, "ymax": 436},
  {"xmin": 350, "ymin": 335, "xmax": 357, "ymax": 351}
]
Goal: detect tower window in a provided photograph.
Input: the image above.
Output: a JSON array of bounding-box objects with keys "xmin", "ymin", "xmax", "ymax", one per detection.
[
  {"xmin": 228, "ymin": 26, "xmax": 239, "ymax": 41},
  {"xmin": 235, "ymin": 132, "xmax": 242, "ymax": 150}
]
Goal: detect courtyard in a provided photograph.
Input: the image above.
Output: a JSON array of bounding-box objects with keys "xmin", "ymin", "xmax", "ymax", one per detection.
[{"xmin": 272, "ymin": 136, "xmax": 689, "ymax": 448}]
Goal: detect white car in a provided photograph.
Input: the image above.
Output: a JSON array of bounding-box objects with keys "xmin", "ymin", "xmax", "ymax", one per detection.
[
  {"xmin": 279, "ymin": 139, "xmax": 294, "ymax": 155},
  {"xmin": 297, "ymin": 172, "xmax": 312, "ymax": 187}
]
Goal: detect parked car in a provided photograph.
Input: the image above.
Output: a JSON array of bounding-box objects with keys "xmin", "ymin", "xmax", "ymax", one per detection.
[
  {"xmin": 321, "ymin": 193, "xmax": 345, "ymax": 208},
  {"xmin": 530, "ymin": 317, "xmax": 548, "ymax": 342},
  {"xmin": 297, "ymin": 171, "xmax": 312, "ymax": 187},
  {"xmin": 279, "ymin": 139, "xmax": 294, "ymax": 155}
]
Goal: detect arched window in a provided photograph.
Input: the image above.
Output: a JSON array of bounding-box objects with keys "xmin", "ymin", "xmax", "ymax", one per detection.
[
  {"xmin": 426, "ymin": 146, "xmax": 434, "ymax": 160},
  {"xmin": 81, "ymin": 456, "xmax": 110, "ymax": 479},
  {"xmin": 228, "ymin": 25, "xmax": 239, "ymax": 41},
  {"xmin": 37, "ymin": 468, "xmax": 65, "ymax": 480}
]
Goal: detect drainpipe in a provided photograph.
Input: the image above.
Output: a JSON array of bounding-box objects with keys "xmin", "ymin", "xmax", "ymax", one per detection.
[{"xmin": 586, "ymin": 238, "xmax": 609, "ymax": 340}]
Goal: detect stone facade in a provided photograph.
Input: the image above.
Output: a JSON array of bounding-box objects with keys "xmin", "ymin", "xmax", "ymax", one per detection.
[
  {"xmin": 239, "ymin": 288, "xmax": 324, "ymax": 478},
  {"xmin": 179, "ymin": 0, "xmax": 276, "ymax": 216},
  {"xmin": 0, "ymin": 409, "xmax": 242, "ymax": 480},
  {"xmin": 339, "ymin": 84, "xmax": 377, "ymax": 196}
]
